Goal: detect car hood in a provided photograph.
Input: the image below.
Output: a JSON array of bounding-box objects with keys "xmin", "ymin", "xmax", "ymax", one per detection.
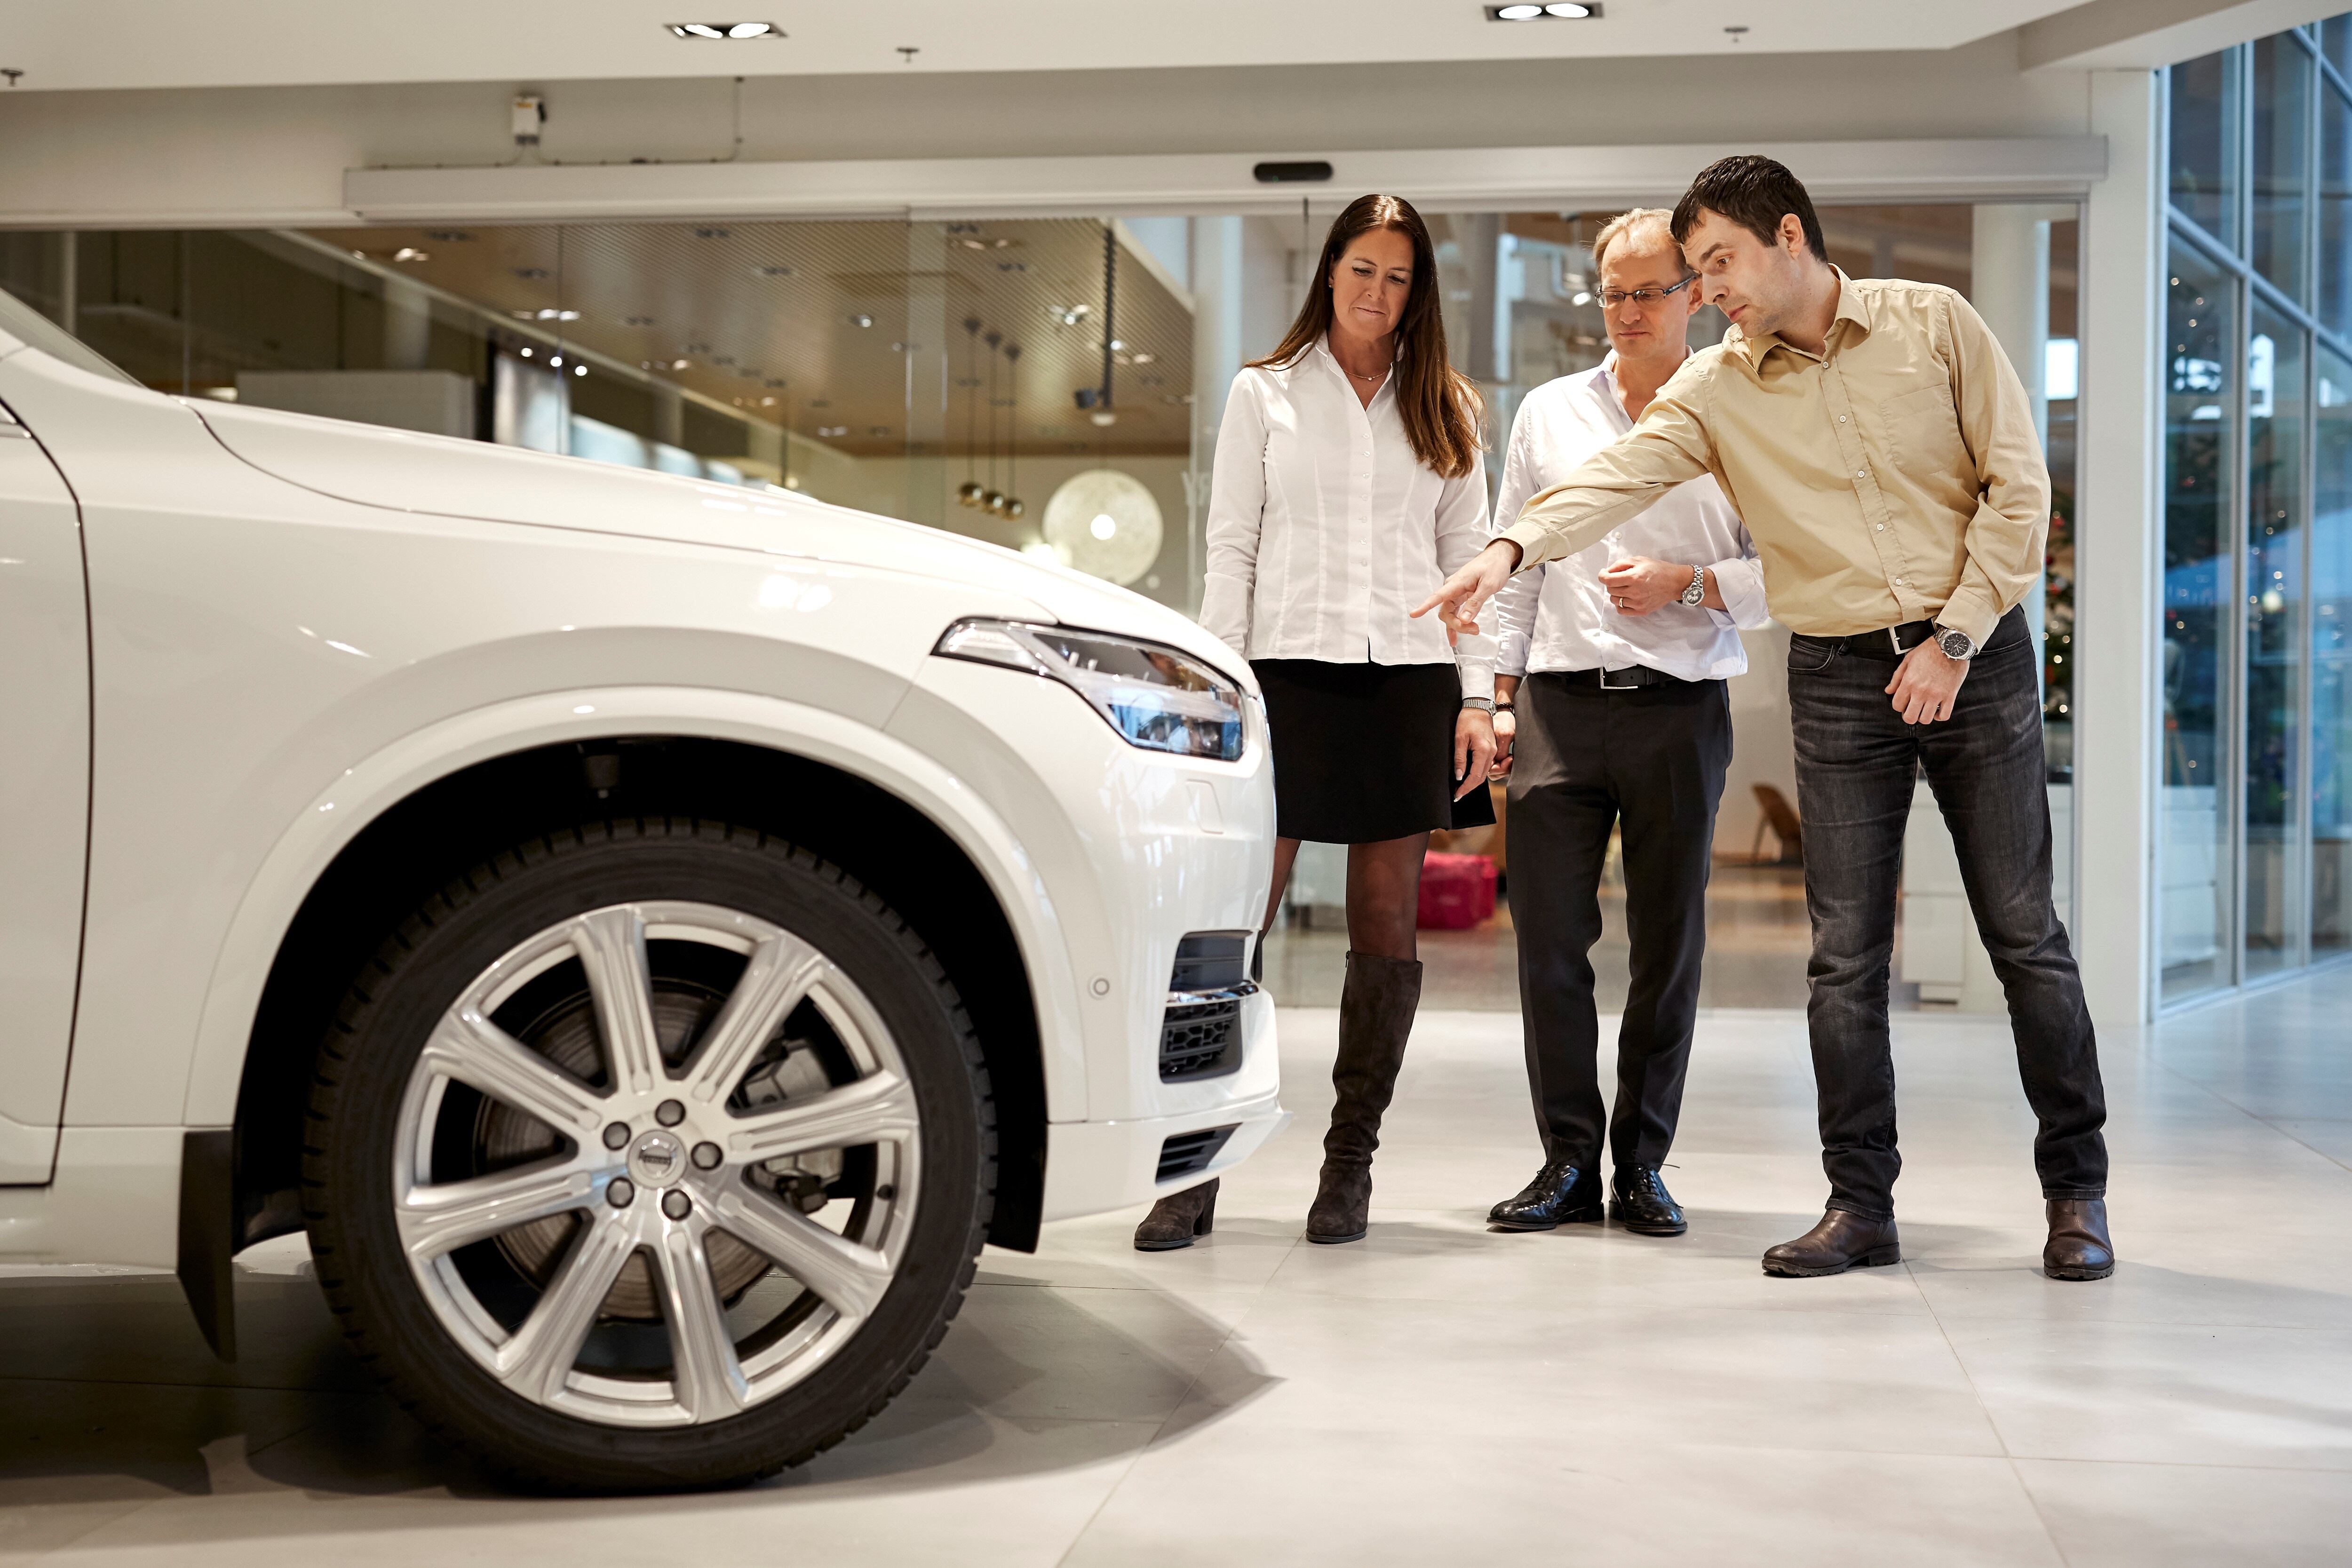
[{"xmin": 193, "ymin": 399, "xmax": 1243, "ymax": 681}]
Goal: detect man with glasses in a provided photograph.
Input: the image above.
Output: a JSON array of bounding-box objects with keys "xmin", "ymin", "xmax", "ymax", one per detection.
[
  {"xmin": 1422, "ymin": 157, "xmax": 2111, "ymax": 1283},
  {"xmin": 1482, "ymin": 208, "xmax": 1767, "ymax": 1236}
]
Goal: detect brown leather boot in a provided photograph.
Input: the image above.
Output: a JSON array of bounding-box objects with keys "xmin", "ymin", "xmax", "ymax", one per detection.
[
  {"xmin": 1306, "ymin": 951, "xmax": 1422, "ymax": 1245},
  {"xmin": 2044, "ymin": 1197, "xmax": 2114, "ymax": 1281},
  {"xmin": 1132, "ymin": 1178, "xmax": 1219, "ymax": 1252},
  {"xmin": 1761, "ymin": 1209, "xmax": 1901, "ymax": 1277}
]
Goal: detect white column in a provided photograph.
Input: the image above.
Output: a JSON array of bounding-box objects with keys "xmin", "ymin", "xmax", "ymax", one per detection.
[
  {"xmin": 382, "ymin": 273, "xmax": 431, "ymax": 370},
  {"xmin": 1188, "ymin": 216, "xmax": 1244, "ymax": 620},
  {"xmin": 2075, "ymin": 69, "xmax": 2167, "ymax": 1026},
  {"xmin": 652, "ymin": 381, "xmax": 684, "ymax": 449}
]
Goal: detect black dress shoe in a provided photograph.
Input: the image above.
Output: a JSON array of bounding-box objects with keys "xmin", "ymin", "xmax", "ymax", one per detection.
[
  {"xmin": 1487, "ymin": 1160, "xmax": 1602, "ymax": 1231},
  {"xmin": 2044, "ymin": 1198, "xmax": 2114, "ymax": 1281},
  {"xmin": 1761, "ymin": 1209, "xmax": 1901, "ymax": 1277},
  {"xmin": 1610, "ymin": 1165, "xmax": 1687, "ymax": 1236}
]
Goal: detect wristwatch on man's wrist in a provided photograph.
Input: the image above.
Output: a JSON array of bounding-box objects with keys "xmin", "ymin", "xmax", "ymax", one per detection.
[
  {"xmin": 1679, "ymin": 565, "xmax": 1707, "ymax": 607},
  {"xmin": 1461, "ymin": 696, "xmax": 1495, "ymax": 713},
  {"xmin": 1934, "ymin": 625, "xmax": 1978, "ymax": 661}
]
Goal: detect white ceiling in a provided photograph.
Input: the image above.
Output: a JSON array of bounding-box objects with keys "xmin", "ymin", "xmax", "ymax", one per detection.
[{"xmin": 4, "ymin": 1, "xmax": 2093, "ymax": 94}]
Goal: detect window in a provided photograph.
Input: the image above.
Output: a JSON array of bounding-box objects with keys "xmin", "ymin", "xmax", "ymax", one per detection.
[
  {"xmin": 2161, "ymin": 239, "xmax": 2237, "ymax": 1002},
  {"xmin": 2170, "ymin": 51, "xmax": 2240, "ymax": 250},
  {"xmin": 2323, "ymin": 79, "xmax": 2352, "ymax": 336},
  {"xmin": 2254, "ymin": 36, "xmax": 2315, "ymax": 300},
  {"xmin": 2313, "ymin": 342, "xmax": 2352, "ymax": 956},
  {"xmin": 2244, "ymin": 302, "xmax": 2308, "ymax": 975}
]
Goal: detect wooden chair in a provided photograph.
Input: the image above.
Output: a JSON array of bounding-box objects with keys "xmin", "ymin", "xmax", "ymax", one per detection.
[{"xmin": 1750, "ymin": 782, "xmax": 1803, "ymax": 866}]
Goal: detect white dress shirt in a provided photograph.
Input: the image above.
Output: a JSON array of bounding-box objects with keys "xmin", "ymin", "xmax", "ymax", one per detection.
[
  {"xmin": 1200, "ymin": 336, "xmax": 1496, "ymax": 700},
  {"xmin": 1491, "ymin": 354, "xmax": 1768, "ymax": 682}
]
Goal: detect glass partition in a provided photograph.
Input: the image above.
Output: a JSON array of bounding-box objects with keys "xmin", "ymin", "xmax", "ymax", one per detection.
[
  {"xmin": 2255, "ymin": 36, "xmax": 2314, "ymax": 303},
  {"xmin": 2245, "ymin": 301, "xmax": 2307, "ymax": 975},
  {"xmin": 2171, "ymin": 52, "xmax": 2241, "ymax": 252},
  {"xmin": 0, "ymin": 221, "xmax": 1197, "ymax": 613},
  {"xmin": 2314, "ymin": 341, "xmax": 2352, "ymax": 957},
  {"xmin": 2161, "ymin": 237, "xmax": 2237, "ymax": 1002}
]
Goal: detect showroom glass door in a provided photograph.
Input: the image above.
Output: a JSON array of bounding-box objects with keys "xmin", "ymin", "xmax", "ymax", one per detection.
[
  {"xmin": 2158, "ymin": 25, "xmax": 2352, "ymax": 1007},
  {"xmin": 2314, "ymin": 342, "xmax": 2352, "ymax": 958},
  {"xmin": 2244, "ymin": 301, "xmax": 2308, "ymax": 977}
]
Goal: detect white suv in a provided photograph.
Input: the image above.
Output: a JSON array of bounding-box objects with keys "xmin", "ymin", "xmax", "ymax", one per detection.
[{"xmin": 0, "ymin": 289, "xmax": 1280, "ymax": 1490}]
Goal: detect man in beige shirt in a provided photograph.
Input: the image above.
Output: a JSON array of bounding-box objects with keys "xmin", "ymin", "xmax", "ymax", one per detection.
[{"xmin": 1417, "ymin": 156, "xmax": 2111, "ymax": 1284}]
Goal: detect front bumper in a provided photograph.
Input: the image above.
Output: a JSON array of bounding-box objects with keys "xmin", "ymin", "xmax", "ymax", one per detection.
[{"xmin": 1039, "ymin": 989, "xmax": 1288, "ymax": 1219}]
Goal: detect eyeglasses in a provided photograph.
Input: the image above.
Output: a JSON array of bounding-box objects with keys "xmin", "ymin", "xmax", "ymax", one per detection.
[{"xmin": 1596, "ymin": 275, "xmax": 1699, "ymax": 309}]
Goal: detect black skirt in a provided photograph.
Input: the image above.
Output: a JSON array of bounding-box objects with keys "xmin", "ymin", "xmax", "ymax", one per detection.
[{"xmin": 1253, "ymin": 659, "xmax": 1498, "ymax": 844}]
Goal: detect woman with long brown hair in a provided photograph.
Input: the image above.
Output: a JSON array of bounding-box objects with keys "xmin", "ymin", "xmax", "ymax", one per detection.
[{"xmin": 1134, "ymin": 193, "xmax": 1496, "ymax": 1251}]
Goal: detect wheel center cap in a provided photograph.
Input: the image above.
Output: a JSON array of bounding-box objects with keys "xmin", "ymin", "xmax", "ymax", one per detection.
[{"xmin": 627, "ymin": 1129, "xmax": 687, "ymax": 1188}]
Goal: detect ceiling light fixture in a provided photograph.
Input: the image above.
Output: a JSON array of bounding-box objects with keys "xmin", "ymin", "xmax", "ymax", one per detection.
[
  {"xmin": 847, "ymin": 313, "xmax": 874, "ymax": 328},
  {"xmin": 392, "ymin": 247, "xmax": 429, "ymax": 263},
  {"xmin": 1488, "ymin": 2, "xmax": 1599, "ymax": 18},
  {"xmin": 668, "ymin": 21, "xmax": 782, "ymax": 39}
]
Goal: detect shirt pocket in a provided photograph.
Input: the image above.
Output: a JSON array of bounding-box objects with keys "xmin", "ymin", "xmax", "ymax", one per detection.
[{"xmin": 1879, "ymin": 381, "xmax": 1968, "ymax": 478}]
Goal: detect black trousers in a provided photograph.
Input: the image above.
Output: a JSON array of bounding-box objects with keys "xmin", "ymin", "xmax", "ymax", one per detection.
[
  {"xmin": 1788, "ymin": 606, "xmax": 2106, "ymax": 1219},
  {"xmin": 1508, "ymin": 670, "xmax": 1732, "ymax": 1170}
]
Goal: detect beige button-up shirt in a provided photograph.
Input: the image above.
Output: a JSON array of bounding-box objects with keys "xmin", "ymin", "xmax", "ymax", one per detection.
[{"xmin": 1500, "ymin": 271, "xmax": 2048, "ymax": 647}]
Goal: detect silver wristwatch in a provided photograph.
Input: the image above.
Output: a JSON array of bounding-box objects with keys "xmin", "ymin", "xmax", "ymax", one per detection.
[
  {"xmin": 1934, "ymin": 625, "xmax": 1977, "ymax": 661},
  {"xmin": 1461, "ymin": 696, "xmax": 1494, "ymax": 713},
  {"xmin": 1679, "ymin": 565, "xmax": 1707, "ymax": 607}
]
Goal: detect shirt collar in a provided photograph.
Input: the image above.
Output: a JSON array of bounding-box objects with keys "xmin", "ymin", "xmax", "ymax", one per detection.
[
  {"xmin": 1588, "ymin": 346, "xmax": 1691, "ymax": 430},
  {"xmin": 1316, "ymin": 332, "xmax": 1396, "ymax": 399},
  {"xmin": 1725, "ymin": 266, "xmax": 1869, "ymax": 369}
]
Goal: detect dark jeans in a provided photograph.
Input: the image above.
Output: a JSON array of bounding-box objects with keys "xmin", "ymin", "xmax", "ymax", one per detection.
[
  {"xmin": 1508, "ymin": 671, "xmax": 1731, "ymax": 1171},
  {"xmin": 1788, "ymin": 606, "xmax": 2107, "ymax": 1219}
]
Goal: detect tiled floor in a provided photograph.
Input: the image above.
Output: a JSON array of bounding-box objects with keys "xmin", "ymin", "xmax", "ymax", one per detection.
[{"xmin": 5, "ymin": 970, "xmax": 2351, "ymax": 1564}]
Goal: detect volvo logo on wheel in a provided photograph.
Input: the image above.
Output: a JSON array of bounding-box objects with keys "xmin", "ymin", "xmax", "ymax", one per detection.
[{"xmin": 627, "ymin": 1129, "xmax": 687, "ymax": 1188}]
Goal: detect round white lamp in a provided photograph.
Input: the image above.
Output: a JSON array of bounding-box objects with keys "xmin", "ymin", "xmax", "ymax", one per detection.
[{"xmin": 1042, "ymin": 469, "xmax": 1162, "ymax": 586}]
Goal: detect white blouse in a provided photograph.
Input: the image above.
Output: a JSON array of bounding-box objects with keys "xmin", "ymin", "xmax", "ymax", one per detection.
[
  {"xmin": 1490, "ymin": 355, "xmax": 1769, "ymax": 684},
  {"xmin": 1198, "ymin": 337, "xmax": 1496, "ymax": 700}
]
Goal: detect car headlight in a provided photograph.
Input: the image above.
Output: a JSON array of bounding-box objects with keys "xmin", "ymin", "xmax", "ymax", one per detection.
[{"xmin": 933, "ymin": 619, "xmax": 1246, "ymax": 762}]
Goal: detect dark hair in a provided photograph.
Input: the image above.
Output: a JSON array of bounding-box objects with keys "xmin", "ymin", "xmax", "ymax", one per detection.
[
  {"xmin": 1669, "ymin": 155, "xmax": 1829, "ymax": 264},
  {"xmin": 1252, "ymin": 193, "xmax": 1483, "ymax": 480}
]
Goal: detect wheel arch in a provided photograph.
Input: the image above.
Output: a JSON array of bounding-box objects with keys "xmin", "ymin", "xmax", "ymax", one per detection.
[{"xmin": 201, "ymin": 692, "xmax": 1065, "ymax": 1270}]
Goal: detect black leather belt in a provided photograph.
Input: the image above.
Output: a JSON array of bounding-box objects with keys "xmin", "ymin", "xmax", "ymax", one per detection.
[
  {"xmin": 1799, "ymin": 620, "xmax": 1938, "ymax": 661},
  {"xmin": 1554, "ymin": 665, "xmax": 1698, "ymax": 692}
]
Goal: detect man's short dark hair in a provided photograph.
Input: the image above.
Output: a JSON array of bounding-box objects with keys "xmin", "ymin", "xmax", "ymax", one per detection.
[{"xmin": 1670, "ymin": 155, "xmax": 1829, "ymax": 263}]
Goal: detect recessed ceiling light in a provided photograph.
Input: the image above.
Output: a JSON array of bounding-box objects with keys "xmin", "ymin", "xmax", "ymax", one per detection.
[
  {"xmin": 573, "ymin": 364, "xmax": 588, "ymax": 377},
  {"xmin": 668, "ymin": 21, "xmax": 782, "ymax": 39},
  {"xmin": 392, "ymin": 246, "xmax": 429, "ymax": 263},
  {"xmin": 847, "ymin": 313, "xmax": 874, "ymax": 328},
  {"xmin": 1488, "ymin": 2, "xmax": 1598, "ymax": 17}
]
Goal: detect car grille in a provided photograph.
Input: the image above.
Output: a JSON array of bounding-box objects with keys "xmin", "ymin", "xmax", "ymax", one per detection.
[
  {"xmin": 1157, "ymin": 1124, "xmax": 1239, "ymax": 1183},
  {"xmin": 1160, "ymin": 931, "xmax": 1255, "ymax": 1082}
]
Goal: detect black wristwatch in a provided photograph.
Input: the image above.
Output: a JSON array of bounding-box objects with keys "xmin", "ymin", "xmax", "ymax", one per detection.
[{"xmin": 1934, "ymin": 625, "xmax": 1977, "ymax": 661}]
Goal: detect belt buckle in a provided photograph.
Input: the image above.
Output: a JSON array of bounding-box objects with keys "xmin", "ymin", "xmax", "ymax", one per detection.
[
  {"xmin": 1599, "ymin": 666, "xmax": 1641, "ymax": 691},
  {"xmin": 1887, "ymin": 624, "xmax": 1920, "ymax": 655}
]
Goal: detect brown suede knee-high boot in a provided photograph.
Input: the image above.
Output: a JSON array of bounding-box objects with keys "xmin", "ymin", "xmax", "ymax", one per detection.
[{"xmin": 1306, "ymin": 951, "xmax": 1423, "ymax": 1244}]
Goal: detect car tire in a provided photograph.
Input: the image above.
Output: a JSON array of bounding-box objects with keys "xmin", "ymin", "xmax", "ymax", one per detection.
[{"xmin": 302, "ymin": 817, "xmax": 993, "ymax": 1491}]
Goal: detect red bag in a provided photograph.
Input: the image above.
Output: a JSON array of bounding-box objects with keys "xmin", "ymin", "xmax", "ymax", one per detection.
[{"xmin": 1417, "ymin": 851, "xmax": 1497, "ymax": 930}]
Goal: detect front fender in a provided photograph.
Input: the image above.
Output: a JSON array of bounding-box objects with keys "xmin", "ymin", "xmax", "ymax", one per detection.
[{"xmin": 180, "ymin": 686, "xmax": 1087, "ymax": 1127}]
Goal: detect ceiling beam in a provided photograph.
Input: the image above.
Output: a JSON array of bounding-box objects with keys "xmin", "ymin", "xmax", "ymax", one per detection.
[
  {"xmin": 2021, "ymin": 0, "xmax": 2339, "ymax": 69},
  {"xmin": 345, "ymin": 138, "xmax": 2109, "ymax": 227}
]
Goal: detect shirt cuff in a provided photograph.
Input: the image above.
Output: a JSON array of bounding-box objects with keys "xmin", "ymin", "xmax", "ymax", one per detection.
[
  {"xmin": 1500, "ymin": 517, "xmax": 1557, "ymax": 573},
  {"xmin": 1455, "ymin": 661, "xmax": 1496, "ymax": 702},
  {"xmin": 1935, "ymin": 592, "xmax": 2001, "ymax": 649}
]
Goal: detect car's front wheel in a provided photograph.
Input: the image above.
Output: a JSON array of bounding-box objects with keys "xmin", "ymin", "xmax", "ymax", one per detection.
[{"xmin": 303, "ymin": 818, "xmax": 993, "ymax": 1490}]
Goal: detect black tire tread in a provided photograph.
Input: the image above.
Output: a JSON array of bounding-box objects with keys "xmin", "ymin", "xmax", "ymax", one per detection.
[{"xmin": 299, "ymin": 816, "xmax": 995, "ymax": 1492}]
